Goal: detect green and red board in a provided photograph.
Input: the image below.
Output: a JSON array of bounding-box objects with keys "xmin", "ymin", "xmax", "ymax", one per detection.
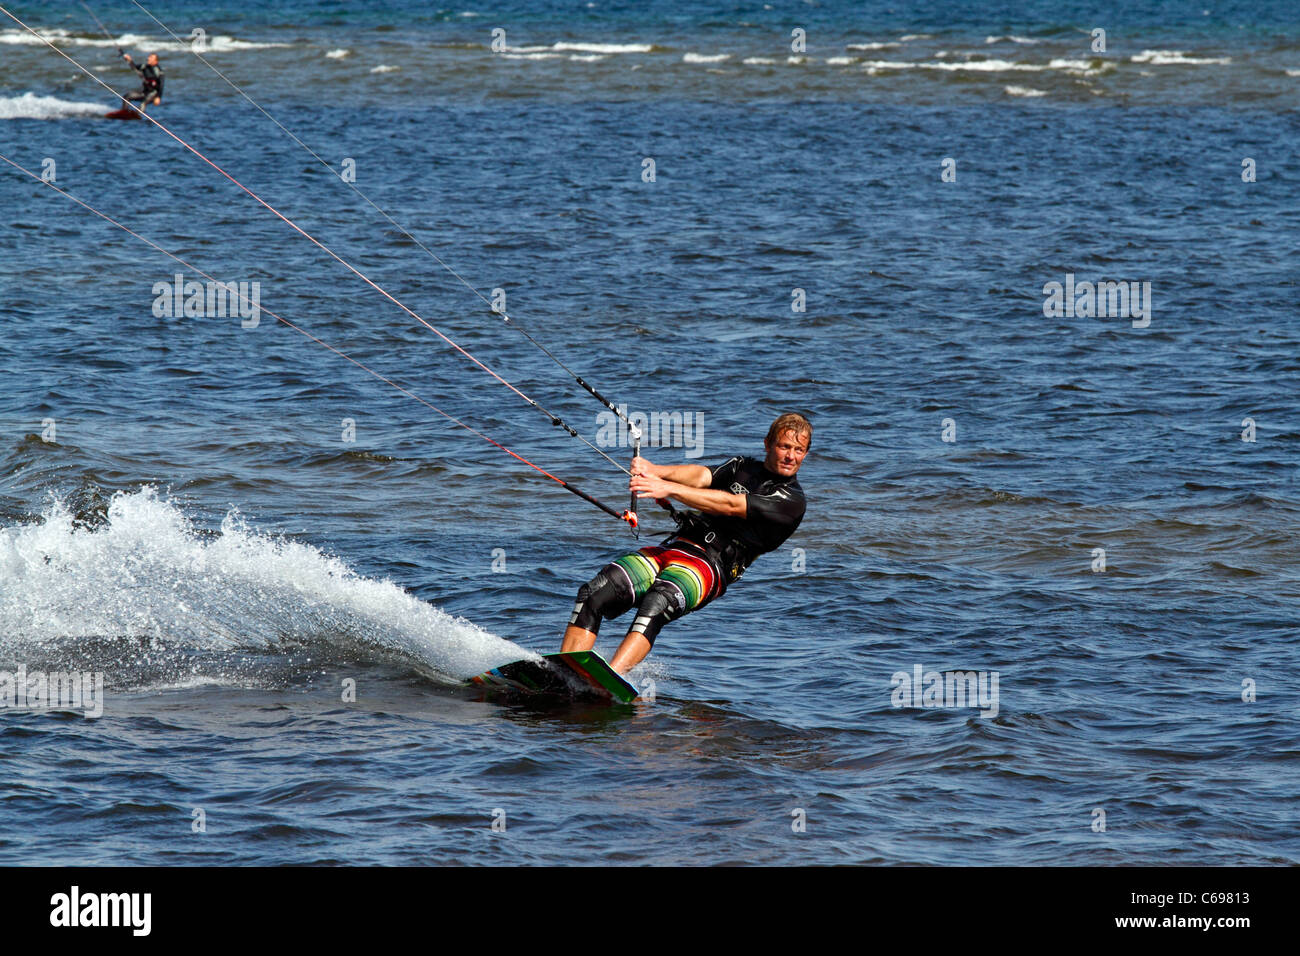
[{"xmin": 469, "ymin": 650, "xmax": 639, "ymax": 703}]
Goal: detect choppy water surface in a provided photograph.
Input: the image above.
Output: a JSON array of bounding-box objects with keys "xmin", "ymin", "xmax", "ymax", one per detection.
[{"xmin": 0, "ymin": 0, "xmax": 1297, "ymax": 865}]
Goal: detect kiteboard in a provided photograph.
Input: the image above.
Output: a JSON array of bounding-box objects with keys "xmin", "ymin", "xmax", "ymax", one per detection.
[
  {"xmin": 469, "ymin": 650, "xmax": 639, "ymax": 703},
  {"xmin": 105, "ymin": 100, "xmax": 140, "ymax": 120}
]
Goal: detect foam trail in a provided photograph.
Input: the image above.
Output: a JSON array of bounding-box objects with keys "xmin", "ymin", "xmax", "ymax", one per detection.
[
  {"xmin": 0, "ymin": 488, "xmax": 530, "ymax": 687},
  {"xmin": 0, "ymin": 93, "xmax": 106, "ymax": 119}
]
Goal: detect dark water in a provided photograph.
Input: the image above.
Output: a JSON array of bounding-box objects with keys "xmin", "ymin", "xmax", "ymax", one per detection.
[{"xmin": 0, "ymin": 1, "xmax": 1297, "ymax": 865}]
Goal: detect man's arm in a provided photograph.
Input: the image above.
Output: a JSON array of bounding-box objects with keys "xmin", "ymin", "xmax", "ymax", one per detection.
[
  {"xmin": 629, "ymin": 471, "xmax": 746, "ymax": 518},
  {"xmin": 630, "ymin": 456, "xmax": 711, "ymax": 488}
]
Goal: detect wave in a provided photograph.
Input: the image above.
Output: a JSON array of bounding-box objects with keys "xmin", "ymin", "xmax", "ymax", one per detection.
[
  {"xmin": 861, "ymin": 57, "xmax": 1108, "ymax": 74},
  {"xmin": 1131, "ymin": 49, "xmax": 1231, "ymax": 65},
  {"xmin": 0, "ymin": 27, "xmax": 100, "ymax": 47},
  {"xmin": 550, "ymin": 42, "xmax": 652, "ymax": 54},
  {"xmin": 504, "ymin": 42, "xmax": 652, "ymax": 55},
  {"xmin": 0, "ymin": 27, "xmax": 287, "ymax": 53},
  {"xmin": 1005, "ymin": 85, "xmax": 1048, "ymax": 97},
  {"xmin": 0, "ymin": 487, "xmax": 528, "ymax": 688},
  {"xmin": 861, "ymin": 58, "xmax": 1038, "ymax": 72}
]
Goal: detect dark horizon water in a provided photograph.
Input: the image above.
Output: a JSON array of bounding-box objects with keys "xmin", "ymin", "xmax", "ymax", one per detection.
[{"xmin": 0, "ymin": 0, "xmax": 1297, "ymax": 865}]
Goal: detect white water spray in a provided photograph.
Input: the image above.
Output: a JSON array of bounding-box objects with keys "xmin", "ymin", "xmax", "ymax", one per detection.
[{"xmin": 0, "ymin": 487, "xmax": 530, "ymax": 688}]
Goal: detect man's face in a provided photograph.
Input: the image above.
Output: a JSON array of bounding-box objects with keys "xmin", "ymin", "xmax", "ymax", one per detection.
[
  {"xmin": 147, "ymin": 54, "xmax": 159, "ymax": 65},
  {"xmin": 764, "ymin": 429, "xmax": 810, "ymax": 477}
]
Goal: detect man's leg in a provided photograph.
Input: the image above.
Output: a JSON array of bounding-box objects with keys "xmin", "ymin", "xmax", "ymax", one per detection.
[
  {"xmin": 609, "ymin": 632, "xmax": 652, "ymax": 674},
  {"xmin": 560, "ymin": 566, "xmax": 637, "ymax": 653},
  {"xmin": 560, "ymin": 625, "xmax": 598, "ymax": 653},
  {"xmin": 612, "ymin": 547, "xmax": 720, "ymax": 673},
  {"xmin": 606, "ymin": 581, "xmax": 683, "ymax": 674}
]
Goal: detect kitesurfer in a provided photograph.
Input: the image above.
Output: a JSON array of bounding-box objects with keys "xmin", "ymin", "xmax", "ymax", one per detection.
[
  {"xmin": 562, "ymin": 413, "xmax": 811, "ymax": 674},
  {"xmin": 122, "ymin": 51, "xmax": 163, "ymax": 111}
]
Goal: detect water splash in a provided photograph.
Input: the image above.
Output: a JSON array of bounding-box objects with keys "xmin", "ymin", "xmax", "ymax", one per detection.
[
  {"xmin": 0, "ymin": 92, "xmax": 105, "ymax": 120},
  {"xmin": 0, "ymin": 487, "xmax": 529, "ymax": 688}
]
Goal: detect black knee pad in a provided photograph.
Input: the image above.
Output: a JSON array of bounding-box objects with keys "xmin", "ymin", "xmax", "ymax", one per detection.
[
  {"xmin": 627, "ymin": 581, "xmax": 685, "ymax": 647},
  {"xmin": 569, "ymin": 568, "xmax": 634, "ymax": 635}
]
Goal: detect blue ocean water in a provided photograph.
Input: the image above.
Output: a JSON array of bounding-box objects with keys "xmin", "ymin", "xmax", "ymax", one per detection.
[{"xmin": 0, "ymin": 0, "xmax": 1298, "ymax": 865}]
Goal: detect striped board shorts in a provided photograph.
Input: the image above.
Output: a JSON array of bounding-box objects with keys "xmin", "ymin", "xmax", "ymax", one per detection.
[{"xmin": 611, "ymin": 540, "xmax": 720, "ymax": 618}]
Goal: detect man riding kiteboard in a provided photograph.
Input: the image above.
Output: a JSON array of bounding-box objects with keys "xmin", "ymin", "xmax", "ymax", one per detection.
[
  {"xmin": 561, "ymin": 412, "xmax": 811, "ymax": 674},
  {"xmin": 121, "ymin": 51, "xmax": 163, "ymax": 111}
]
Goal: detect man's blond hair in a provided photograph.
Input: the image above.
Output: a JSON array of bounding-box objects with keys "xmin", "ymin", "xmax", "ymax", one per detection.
[{"xmin": 765, "ymin": 413, "xmax": 812, "ymax": 449}]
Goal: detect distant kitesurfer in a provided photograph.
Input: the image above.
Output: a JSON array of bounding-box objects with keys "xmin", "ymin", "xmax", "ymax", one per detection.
[
  {"xmin": 122, "ymin": 51, "xmax": 163, "ymax": 111},
  {"xmin": 562, "ymin": 412, "xmax": 810, "ymax": 674}
]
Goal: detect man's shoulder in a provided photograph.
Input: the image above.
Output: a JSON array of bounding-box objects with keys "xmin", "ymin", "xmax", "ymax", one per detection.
[
  {"xmin": 713, "ymin": 455, "xmax": 759, "ymax": 485},
  {"xmin": 765, "ymin": 476, "xmax": 805, "ymax": 510},
  {"xmin": 736, "ymin": 460, "xmax": 805, "ymax": 503},
  {"xmin": 709, "ymin": 455, "xmax": 746, "ymax": 481}
]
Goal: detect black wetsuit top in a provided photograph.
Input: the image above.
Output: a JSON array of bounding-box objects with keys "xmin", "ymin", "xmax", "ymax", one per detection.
[
  {"xmin": 131, "ymin": 61, "xmax": 163, "ymax": 100},
  {"xmin": 669, "ymin": 455, "xmax": 806, "ymax": 598}
]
